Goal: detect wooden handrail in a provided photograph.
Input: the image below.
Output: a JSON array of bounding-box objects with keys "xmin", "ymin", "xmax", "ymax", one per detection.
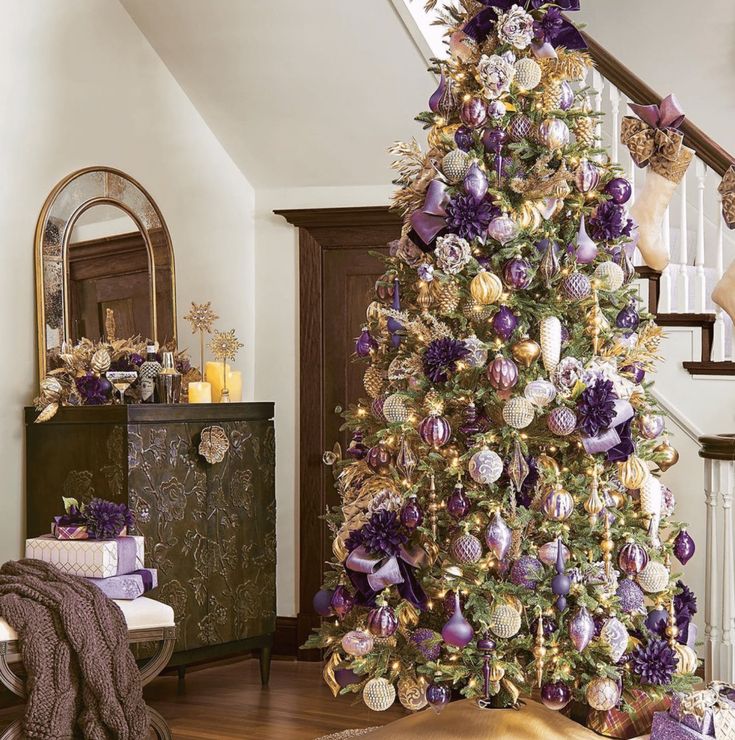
[
  {"xmin": 699, "ymin": 434, "xmax": 735, "ymax": 461},
  {"xmin": 581, "ymin": 30, "xmax": 735, "ymax": 178}
]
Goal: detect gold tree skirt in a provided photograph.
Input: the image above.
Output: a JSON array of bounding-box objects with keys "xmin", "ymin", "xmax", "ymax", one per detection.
[{"xmin": 318, "ymin": 699, "xmax": 651, "ymax": 740}]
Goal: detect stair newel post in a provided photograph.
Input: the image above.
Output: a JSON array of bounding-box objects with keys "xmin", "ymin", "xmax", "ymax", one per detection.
[
  {"xmin": 694, "ymin": 160, "xmax": 708, "ymax": 313},
  {"xmin": 676, "ymin": 172, "xmax": 690, "ymax": 312},
  {"xmin": 721, "ymin": 460, "xmax": 735, "ymax": 681},
  {"xmin": 713, "ymin": 196, "xmax": 727, "ymax": 361},
  {"xmin": 705, "ymin": 457, "xmax": 719, "ymax": 681},
  {"xmin": 660, "ymin": 206, "xmax": 673, "ymax": 313}
]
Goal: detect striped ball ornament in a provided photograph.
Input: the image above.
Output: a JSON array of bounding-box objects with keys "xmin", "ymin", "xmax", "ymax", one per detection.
[
  {"xmin": 542, "ymin": 485, "xmax": 575, "ymax": 521},
  {"xmin": 419, "ymin": 412, "xmax": 451, "ymax": 448}
]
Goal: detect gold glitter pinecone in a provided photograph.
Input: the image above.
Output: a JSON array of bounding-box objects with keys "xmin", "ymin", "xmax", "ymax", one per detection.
[
  {"xmin": 574, "ymin": 116, "xmax": 597, "ymax": 148},
  {"xmin": 539, "ymin": 77, "xmax": 562, "ymax": 112},
  {"xmin": 363, "ymin": 365, "xmax": 385, "ymax": 399},
  {"xmin": 433, "ymin": 280, "xmax": 461, "ymax": 314},
  {"xmin": 462, "ymin": 298, "xmax": 494, "ymax": 322}
]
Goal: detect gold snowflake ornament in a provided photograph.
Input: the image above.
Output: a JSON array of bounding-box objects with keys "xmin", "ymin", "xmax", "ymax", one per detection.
[
  {"xmin": 210, "ymin": 329, "xmax": 243, "ymax": 362},
  {"xmin": 184, "ymin": 302, "xmax": 219, "ymax": 334}
]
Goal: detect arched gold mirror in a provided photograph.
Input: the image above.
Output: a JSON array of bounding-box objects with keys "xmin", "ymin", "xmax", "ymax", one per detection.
[{"xmin": 35, "ymin": 167, "xmax": 176, "ymax": 379}]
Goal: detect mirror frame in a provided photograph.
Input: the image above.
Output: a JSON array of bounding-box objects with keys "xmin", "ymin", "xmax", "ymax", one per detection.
[{"xmin": 34, "ymin": 166, "xmax": 177, "ymax": 380}]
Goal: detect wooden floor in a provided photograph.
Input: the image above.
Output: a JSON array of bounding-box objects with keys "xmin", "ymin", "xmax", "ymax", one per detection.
[{"xmin": 0, "ymin": 658, "xmax": 406, "ymax": 739}]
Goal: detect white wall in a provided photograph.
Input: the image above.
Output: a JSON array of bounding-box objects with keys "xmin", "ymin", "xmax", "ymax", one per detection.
[
  {"xmin": 0, "ymin": 1, "xmax": 255, "ymax": 566},
  {"xmin": 255, "ymin": 185, "xmax": 392, "ymax": 617}
]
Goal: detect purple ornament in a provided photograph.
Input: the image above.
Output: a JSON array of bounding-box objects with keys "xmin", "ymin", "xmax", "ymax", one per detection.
[
  {"xmin": 371, "ymin": 395, "xmax": 387, "ymax": 421},
  {"xmin": 411, "ymin": 628, "xmax": 442, "ymax": 661},
  {"xmin": 674, "ymin": 530, "xmax": 696, "ymax": 565},
  {"xmin": 558, "ymin": 81, "xmax": 574, "ymax": 111},
  {"xmin": 347, "ymin": 431, "xmax": 368, "ymax": 460},
  {"xmin": 552, "ymin": 540, "xmax": 570, "ymax": 610},
  {"xmin": 575, "ymin": 215, "xmax": 599, "ymax": 264},
  {"xmin": 621, "ymin": 363, "xmax": 646, "ymax": 385},
  {"xmin": 487, "ymin": 355, "xmax": 519, "ymax": 392},
  {"xmin": 454, "ymin": 125, "xmax": 474, "ymax": 152},
  {"xmin": 487, "ymin": 100, "xmax": 506, "ymax": 119},
  {"xmin": 335, "ymin": 668, "xmax": 361, "ymax": 688},
  {"xmin": 541, "ymin": 681, "xmax": 572, "ymax": 711},
  {"xmin": 464, "ymin": 162, "xmax": 488, "ymax": 201},
  {"xmin": 487, "ymin": 215, "xmax": 519, "ymax": 245},
  {"xmin": 618, "ymin": 541, "xmax": 649, "ymax": 576},
  {"xmin": 366, "ymin": 445, "xmax": 391, "ymax": 472},
  {"xmin": 485, "ymin": 512, "xmax": 512, "ymax": 560},
  {"xmin": 313, "ymin": 589, "xmax": 334, "ymax": 617},
  {"xmin": 330, "ymin": 586, "xmax": 354, "ymax": 619},
  {"xmin": 547, "ymin": 406, "xmax": 577, "ymax": 436},
  {"xmin": 482, "ymin": 128, "xmax": 508, "ymax": 154},
  {"xmin": 510, "ymin": 555, "xmax": 544, "ymax": 589},
  {"xmin": 367, "ymin": 605, "xmax": 398, "ymax": 637},
  {"xmin": 442, "ymin": 593, "xmax": 474, "ymax": 648},
  {"xmin": 461, "ymin": 97, "xmax": 488, "ymax": 128},
  {"xmin": 561, "ymin": 272, "xmax": 591, "ymax": 301},
  {"xmin": 447, "ymin": 483, "xmax": 472, "ymax": 520},
  {"xmin": 419, "ymin": 413, "xmax": 451, "ymax": 448},
  {"xmin": 426, "ymin": 682, "xmax": 451, "ymax": 712},
  {"xmin": 400, "ymin": 497, "xmax": 424, "ymax": 530},
  {"xmin": 503, "ymin": 257, "xmax": 533, "ymax": 290},
  {"xmin": 492, "ymin": 306, "xmax": 518, "ymax": 341},
  {"xmin": 640, "ymin": 414, "xmax": 665, "ymax": 440},
  {"xmin": 429, "ymin": 73, "xmax": 455, "ymax": 117},
  {"xmin": 569, "ymin": 606, "xmax": 595, "ymax": 652},
  {"xmin": 616, "ymin": 303, "xmax": 640, "ymax": 331},
  {"xmin": 539, "ymin": 540, "xmax": 570, "ymax": 567},
  {"xmin": 617, "ymin": 578, "xmax": 645, "ymax": 614},
  {"xmin": 575, "ymin": 160, "xmax": 601, "ymax": 193},
  {"xmin": 605, "ymin": 177, "xmax": 633, "ymax": 205},
  {"xmin": 355, "ymin": 327, "xmax": 377, "ymax": 357}
]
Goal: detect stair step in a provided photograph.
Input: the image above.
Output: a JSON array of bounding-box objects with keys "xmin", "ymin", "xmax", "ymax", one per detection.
[
  {"xmin": 656, "ymin": 314, "xmax": 715, "ymax": 363},
  {"xmin": 683, "ymin": 362, "xmax": 735, "ymax": 376}
]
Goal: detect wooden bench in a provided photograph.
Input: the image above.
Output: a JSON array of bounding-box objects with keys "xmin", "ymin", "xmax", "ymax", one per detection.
[{"xmin": 0, "ymin": 596, "xmax": 176, "ymax": 739}]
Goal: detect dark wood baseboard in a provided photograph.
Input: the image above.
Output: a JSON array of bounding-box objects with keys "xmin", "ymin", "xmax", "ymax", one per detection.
[{"xmin": 274, "ymin": 616, "xmax": 298, "ymax": 657}]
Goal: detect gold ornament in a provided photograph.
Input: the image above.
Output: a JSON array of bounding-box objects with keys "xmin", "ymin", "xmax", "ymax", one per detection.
[
  {"xmin": 433, "ymin": 279, "xmax": 461, "ymax": 314},
  {"xmin": 489, "ymin": 604, "xmax": 522, "ymax": 639},
  {"xmin": 424, "ymin": 389, "xmax": 445, "ymax": 414},
  {"xmin": 398, "ymin": 602, "xmax": 420, "ymax": 630},
  {"xmin": 573, "ymin": 112, "xmax": 596, "ymax": 148},
  {"xmin": 540, "ymin": 76, "xmax": 562, "ymax": 112},
  {"xmin": 209, "ymin": 329, "xmax": 244, "ymax": 403},
  {"xmin": 184, "ymin": 301, "xmax": 219, "ymax": 334},
  {"xmin": 618, "ymin": 455, "xmax": 649, "ymax": 489},
  {"xmin": 515, "ymin": 201, "xmax": 543, "ymax": 231},
  {"xmin": 428, "ymin": 123, "xmax": 461, "ymax": 152},
  {"xmin": 91, "ymin": 348, "xmax": 111, "ymax": 375},
  {"xmin": 655, "ymin": 441, "xmax": 680, "ymax": 471},
  {"xmin": 363, "ymin": 677, "xmax": 396, "ymax": 712},
  {"xmin": 489, "ymin": 662, "xmax": 505, "ymax": 695},
  {"xmin": 366, "ymin": 300, "xmax": 382, "ymax": 323},
  {"xmin": 104, "ymin": 308, "xmax": 117, "ymax": 343},
  {"xmin": 609, "ymin": 490, "xmax": 626, "ymax": 509},
  {"xmin": 514, "ymin": 58, "xmax": 542, "ymax": 91},
  {"xmin": 586, "ymin": 677, "xmax": 620, "ymax": 711},
  {"xmin": 323, "ymin": 651, "xmax": 344, "ymax": 698},
  {"xmin": 416, "ymin": 280, "xmax": 433, "ymax": 311},
  {"xmin": 470, "ymin": 269, "xmax": 503, "ymax": 305},
  {"xmin": 512, "ymin": 337, "xmax": 541, "ymax": 368},
  {"xmin": 533, "ymin": 616, "xmax": 546, "ymax": 687},
  {"xmin": 198, "ymin": 425, "xmax": 230, "ymax": 464},
  {"xmin": 673, "ymin": 643, "xmax": 698, "ymax": 675},
  {"xmin": 397, "ymin": 675, "xmax": 427, "ymax": 711},
  {"xmin": 462, "ymin": 298, "xmax": 494, "ymax": 322},
  {"xmin": 383, "ymin": 393, "xmax": 411, "ymax": 424},
  {"xmin": 332, "ymin": 534, "xmax": 349, "ymax": 562},
  {"xmin": 40, "ymin": 377, "xmax": 63, "ymax": 403},
  {"xmin": 585, "ymin": 469, "xmax": 604, "ymax": 524},
  {"xmin": 536, "ymin": 453, "xmax": 560, "ymax": 478},
  {"xmin": 502, "ymin": 396, "xmax": 535, "ymax": 429},
  {"xmin": 363, "ymin": 365, "xmax": 385, "ymax": 399}
]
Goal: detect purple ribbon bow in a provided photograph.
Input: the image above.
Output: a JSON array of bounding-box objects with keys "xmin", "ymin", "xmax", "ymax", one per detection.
[
  {"xmin": 581, "ymin": 399, "xmax": 635, "ymax": 456},
  {"xmin": 410, "ymin": 179, "xmax": 449, "ymax": 249},
  {"xmin": 345, "ymin": 543, "xmax": 428, "ymax": 609},
  {"xmin": 465, "ymin": 1, "xmax": 586, "ymax": 50},
  {"xmin": 629, "ymin": 94, "xmax": 685, "ymax": 131}
]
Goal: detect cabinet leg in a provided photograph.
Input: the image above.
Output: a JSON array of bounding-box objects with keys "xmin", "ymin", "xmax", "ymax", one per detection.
[{"xmin": 259, "ymin": 644, "xmax": 272, "ymax": 687}]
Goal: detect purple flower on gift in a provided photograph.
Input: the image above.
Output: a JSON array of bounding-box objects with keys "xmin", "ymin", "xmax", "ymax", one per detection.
[
  {"xmin": 84, "ymin": 498, "xmax": 135, "ymax": 540},
  {"xmin": 423, "ymin": 337, "xmax": 470, "ymax": 383},
  {"xmin": 577, "ymin": 378, "xmax": 617, "ymax": 437},
  {"xmin": 631, "ymin": 639, "xmax": 677, "ymax": 685},
  {"xmin": 347, "ymin": 510, "xmax": 407, "ymax": 558},
  {"xmin": 75, "ymin": 373, "xmax": 111, "ymax": 406},
  {"xmin": 588, "ymin": 202, "xmax": 634, "ymax": 242},
  {"xmin": 607, "ymin": 418, "xmax": 635, "ymax": 462},
  {"xmin": 446, "ymin": 194, "xmax": 498, "ymax": 241}
]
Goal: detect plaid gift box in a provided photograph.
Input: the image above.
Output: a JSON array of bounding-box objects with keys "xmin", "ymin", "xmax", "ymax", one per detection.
[{"xmin": 588, "ymin": 689, "xmax": 671, "ymax": 739}]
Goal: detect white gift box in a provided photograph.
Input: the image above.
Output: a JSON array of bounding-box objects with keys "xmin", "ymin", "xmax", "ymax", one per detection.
[{"xmin": 25, "ymin": 535, "xmax": 145, "ymax": 579}]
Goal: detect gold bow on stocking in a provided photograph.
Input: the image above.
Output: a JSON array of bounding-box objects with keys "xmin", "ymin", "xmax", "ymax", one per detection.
[
  {"xmin": 719, "ymin": 165, "xmax": 735, "ymax": 229},
  {"xmin": 620, "ymin": 117, "xmax": 691, "ymax": 182}
]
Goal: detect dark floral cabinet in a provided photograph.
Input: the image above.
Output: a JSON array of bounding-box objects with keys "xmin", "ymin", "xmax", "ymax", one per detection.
[{"xmin": 25, "ymin": 403, "xmax": 276, "ymax": 682}]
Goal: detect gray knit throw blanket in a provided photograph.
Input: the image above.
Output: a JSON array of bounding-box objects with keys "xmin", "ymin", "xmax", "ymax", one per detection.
[{"xmin": 0, "ymin": 559, "xmax": 149, "ymax": 739}]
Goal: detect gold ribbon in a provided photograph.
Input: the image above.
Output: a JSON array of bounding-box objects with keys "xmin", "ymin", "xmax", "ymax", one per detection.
[
  {"xmin": 621, "ymin": 116, "xmax": 685, "ymax": 169},
  {"xmin": 323, "ymin": 650, "xmax": 344, "ymax": 698},
  {"xmin": 719, "ymin": 165, "xmax": 735, "ymax": 229}
]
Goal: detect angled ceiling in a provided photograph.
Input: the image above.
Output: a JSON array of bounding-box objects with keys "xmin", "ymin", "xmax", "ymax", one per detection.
[{"xmin": 121, "ymin": 0, "xmax": 433, "ymax": 188}]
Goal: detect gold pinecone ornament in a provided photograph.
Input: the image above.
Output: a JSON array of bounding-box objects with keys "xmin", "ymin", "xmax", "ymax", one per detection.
[
  {"xmin": 539, "ymin": 76, "xmax": 562, "ymax": 112},
  {"xmin": 433, "ymin": 279, "xmax": 461, "ymax": 314},
  {"xmin": 574, "ymin": 113, "xmax": 597, "ymax": 148},
  {"xmin": 363, "ymin": 365, "xmax": 385, "ymax": 399}
]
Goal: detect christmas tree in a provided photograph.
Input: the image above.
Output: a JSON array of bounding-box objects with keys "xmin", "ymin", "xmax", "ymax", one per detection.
[{"xmin": 306, "ymin": 0, "xmax": 700, "ymax": 721}]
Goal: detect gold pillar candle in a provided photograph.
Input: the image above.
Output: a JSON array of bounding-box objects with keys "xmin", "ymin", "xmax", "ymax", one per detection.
[
  {"xmin": 205, "ymin": 361, "xmax": 231, "ymax": 403},
  {"xmin": 228, "ymin": 371, "xmax": 243, "ymax": 402},
  {"xmin": 188, "ymin": 381, "xmax": 212, "ymax": 404}
]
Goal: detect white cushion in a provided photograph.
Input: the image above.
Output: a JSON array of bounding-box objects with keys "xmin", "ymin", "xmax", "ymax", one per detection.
[{"xmin": 0, "ymin": 596, "xmax": 174, "ymax": 643}]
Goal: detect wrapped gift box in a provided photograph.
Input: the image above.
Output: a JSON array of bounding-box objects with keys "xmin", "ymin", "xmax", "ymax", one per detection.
[
  {"xmin": 51, "ymin": 523, "xmax": 89, "ymax": 540},
  {"xmin": 670, "ymin": 693, "xmax": 716, "ymax": 737},
  {"xmin": 588, "ymin": 689, "xmax": 670, "ymax": 738},
  {"xmin": 652, "ymin": 711, "xmax": 709, "ymax": 740},
  {"xmin": 86, "ymin": 569, "xmax": 157, "ymax": 600},
  {"xmin": 25, "ymin": 535, "xmax": 144, "ymax": 578}
]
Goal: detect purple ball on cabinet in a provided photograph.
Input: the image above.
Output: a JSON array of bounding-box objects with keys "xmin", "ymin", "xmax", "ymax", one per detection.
[
  {"xmin": 447, "ymin": 485, "xmax": 472, "ymax": 520},
  {"xmin": 330, "ymin": 586, "xmax": 355, "ymax": 620},
  {"xmin": 400, "ymin": 497, "xmax": 424, "ymax": 530},
  {"xmin": 541, "ymin": 681, "xmax": 572, "ymax": 711},
  {"xmin": 482, "ymin": 128, "xmax": 508, "ymax": 154},
  {"xmin": 510, "ymin": 555, "xmax": 544, "ymax": 588},
  {"xmin": 461, "ymin": 97, "xmax": 488, "ymax": 128},
  {"xmin": 454, "ymin": 125, "xmax": 474, "ymax": 152},
  {"xmin": 313, "ymin": 589, "xmax": 334, "ymax": 617},
  {"xmin": 616, "ymin": 303, "xmax": 640, "ymax": 331},
  {"xmin": 674, "ymin": 529, "xmax": 696, "ymax": 565},
  {"xmin": 411, "ymin": 628, "xmax": 442, "ymax": 661},
  {"xmin": 426, "ymin": 682, "xmax": 451, "ymax": 712},
  {"xmin": 492, "ymin": 306, "xmax": 518, "ymax": 341},
  {"xmin": 503, "ymin": 257, "xmax": 533, "ymax": 290},
  {"xmin": 558, "ymin": 81, "xmax": 575, "ymax": 111},
  {"xmin": 605, "ymin": 177, "xmax": 633, "ymax": 205}
]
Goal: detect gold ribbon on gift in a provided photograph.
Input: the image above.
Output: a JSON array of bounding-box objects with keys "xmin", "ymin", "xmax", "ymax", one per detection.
[
  {"xmin": 719, "ymin": 165, "xmax": 735, "ymax": 229},
  {"xmin": 620, "ymin": 117, "xmax": 692, "ymax": 182}
]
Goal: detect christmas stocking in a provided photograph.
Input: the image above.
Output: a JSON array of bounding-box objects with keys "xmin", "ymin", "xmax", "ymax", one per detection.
[{"xmin": 630, "ymin": 146, "xmax": 694, "ymax": 271}]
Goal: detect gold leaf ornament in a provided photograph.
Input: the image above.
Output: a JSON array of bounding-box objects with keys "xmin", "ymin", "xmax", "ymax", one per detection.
[{"xmin": 199, "ymin": 426, "xmax": 230, "ymax": 464}]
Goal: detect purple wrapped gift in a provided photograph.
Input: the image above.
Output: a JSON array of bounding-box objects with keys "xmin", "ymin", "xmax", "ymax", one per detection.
[
  {"xmin": 670, "ymin": 693, "xmax": 716, "ymax": 736},
  {"xmin": 86, "ymin": 569, "xmax": 157, "ymax": 600},
  {"xmin": 652, "ymin": 711, "xmax": 708, "ymax": 740}
]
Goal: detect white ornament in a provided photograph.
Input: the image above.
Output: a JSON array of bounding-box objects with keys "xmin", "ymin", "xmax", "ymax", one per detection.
[
  {"xmin": 639, "ymin": 474, "xmax": 662, "ymax": 517},
  {"xmin": 513, "ymin": 58, "xmax": 542, "ymax": 90},
  {"xmin": 442, "ymin": 149, "xmax": 471, "ymax": 183},
  {"xmin": 397, "ymin": 676, "xmax": 428, "ymax": 711},
  {"xmin": 489, "ymin": 604, "xmax": 522, "ymax": 638},
  {"xmin": 637, "ymin": 560, "xmax": 670, "ymax": 593},
  {"xmin": 586, "ymin": 677, "xmax": 620, "ymax": 711},
  {"xmin": 594, "ymin": 261, "xmax": 625, "ymax": 292},
  {"xmin": 341, "ymin": 630, "xmax": 374, "ymax": 657},
  {"xmin": 540, "ymin": 316, "xmax": 562, "ymax": 372},
  {"xmin": 524, "ymin": 379, "xmax": 557, "ymax": 408},
  {"xmin": 363, "ymin": 677, "xmax": 396, "ymax": 712},
  {"xmin": 464, "ymin": 335, "xmax": 489, "ymax": 368},
  {"xmin": 601, "ymin": 617, "xmax": 628, "ymax": 663},
  {"xmin": 383, "ymin": 393, "xmax": 410, "ymax": 424},
  {"xmin": 503, "ymin": 396, "xmax": 535, "ymax": 429},
  {"xmin": 469, "ymin": 448, "xmax": 503, "ymax": 485}
]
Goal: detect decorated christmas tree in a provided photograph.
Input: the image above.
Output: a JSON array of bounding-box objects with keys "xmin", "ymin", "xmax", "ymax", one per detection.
[{"xmin": 306, "ymin": 0, "xmax": 700, "ymax": 723}]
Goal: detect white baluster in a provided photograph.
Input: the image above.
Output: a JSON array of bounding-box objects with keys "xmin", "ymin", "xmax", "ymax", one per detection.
[
  {"xmin": 695, "ymin": 160, "xmax": 708, "ymax": 312},
  {"xmin": 713, "ymin": 197, "xmax": 727, "ymax": 361},
  {"xmin": 591, "ymin": 69, "xmax": 603, "ymax": 145},
  {"xmin": 659, "ymin": 207, "xmax": 673, "ymax": 312},
  {"xmin": 722, "ymin": 461, "xmax": 735, "ymax": 681},
  {"xmin": 608, "ymin": 84, "xmax": 620, "ymax": 162},
  {"xmin": 706, "ymin": 458, "xmax": 720, "ymax": 681},
  {"xmin": 676, "ymin": 175, "xmax": 690, "ymax": 312}
]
